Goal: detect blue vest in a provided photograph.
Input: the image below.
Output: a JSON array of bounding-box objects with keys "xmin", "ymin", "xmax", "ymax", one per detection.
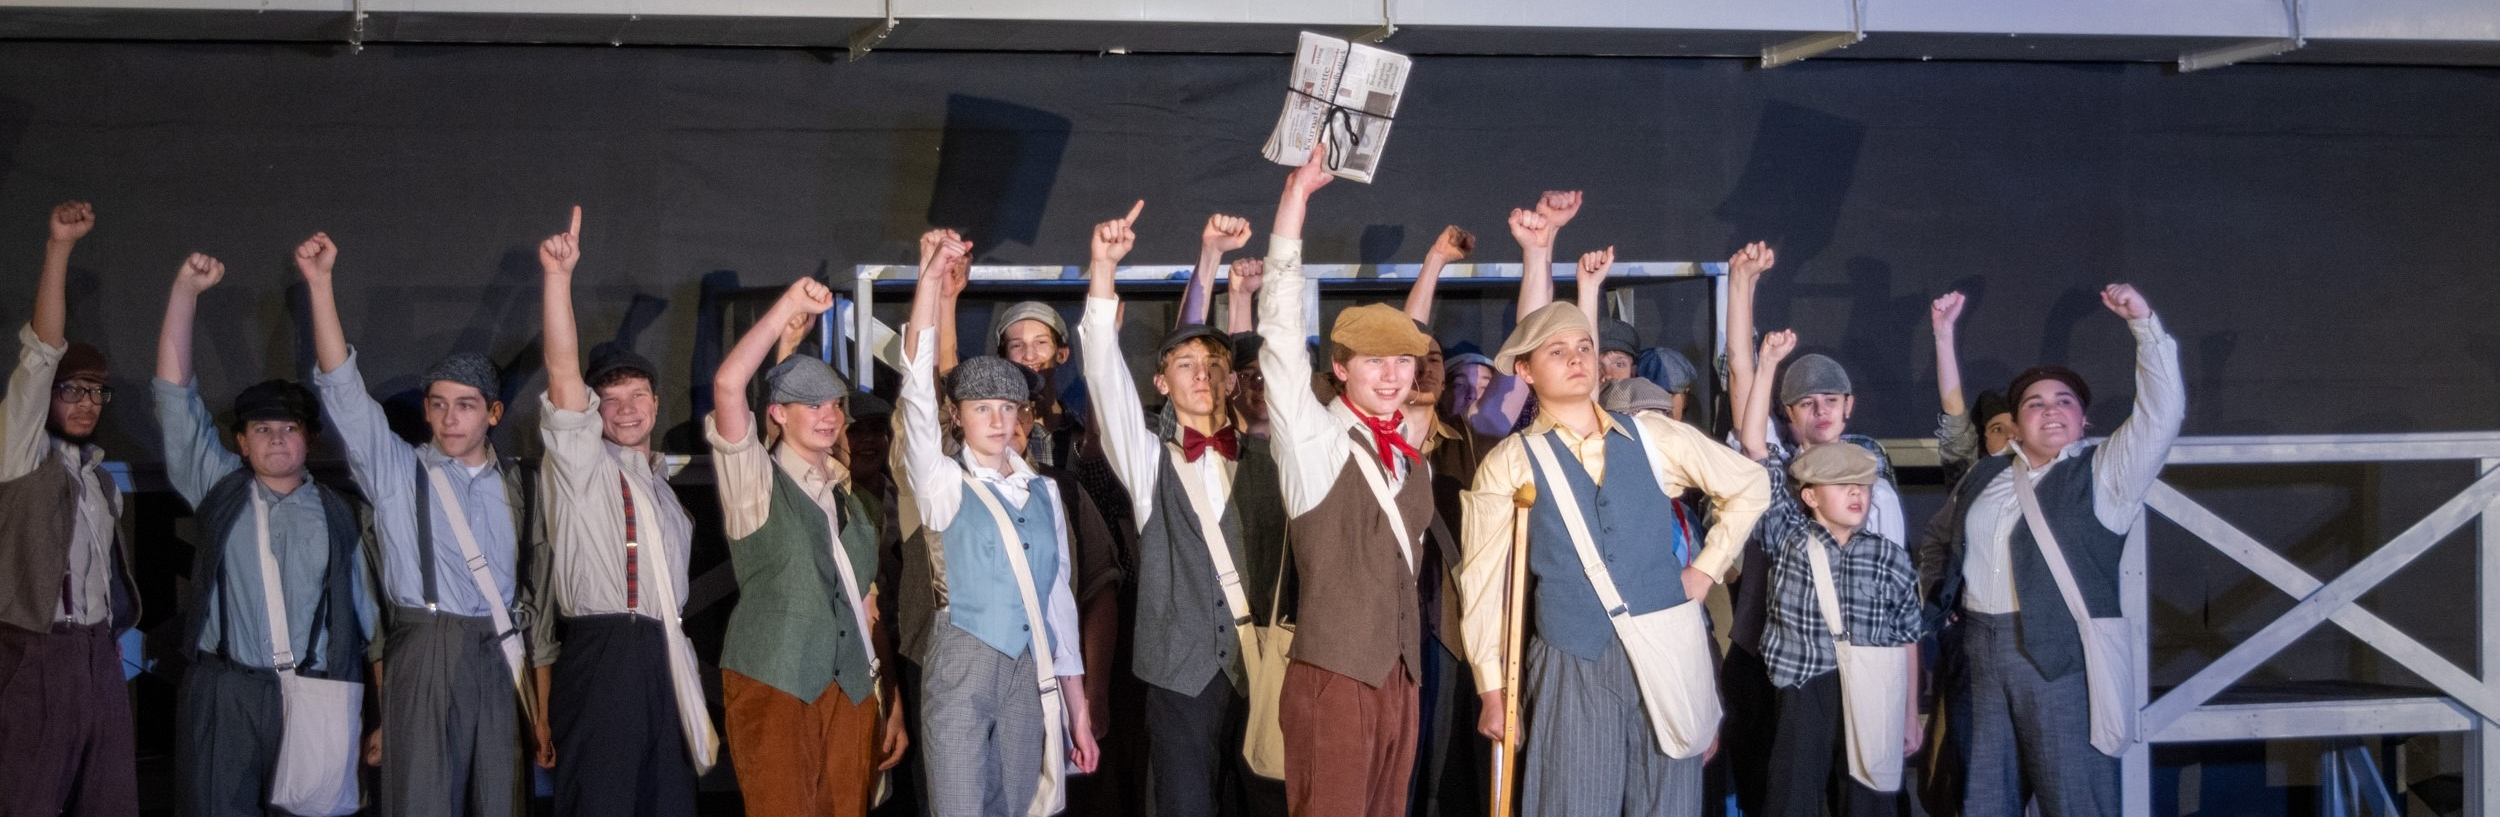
[
  {"xmin": 1522, "ymin": 416, "xmax": 1691, "ymax": 661},
  {"xmin": 943, "ymin": 481, "xmax": 1064, "ymax": 660}
]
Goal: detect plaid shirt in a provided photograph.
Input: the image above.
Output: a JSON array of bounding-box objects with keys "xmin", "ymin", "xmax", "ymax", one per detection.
[{"xmin": 1756, "ymin": 448, "xmax": 1924, "ymax": 690}]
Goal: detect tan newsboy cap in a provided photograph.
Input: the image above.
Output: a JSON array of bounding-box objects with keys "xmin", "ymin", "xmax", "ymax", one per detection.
[
  {"xmin": 1330, "ymin": 303, "xmax": 1430, "ymax": 358},
  {"xmin": 1788, "ymin": 442, "xmax": 1880, "ymax": 487},
  {"xmin": 1492, "ymin": 302, "xmax": 1595, "ymax": 376}
]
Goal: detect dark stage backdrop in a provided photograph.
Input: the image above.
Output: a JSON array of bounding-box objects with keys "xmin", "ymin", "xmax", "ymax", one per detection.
[{"xmin": 5, "ymin": 41, "xmax": 2500, "ymax": 753}]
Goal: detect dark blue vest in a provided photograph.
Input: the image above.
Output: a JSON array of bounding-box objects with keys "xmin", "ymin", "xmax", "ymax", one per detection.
[{"xmin": 1521, "ymin": 415, "xmax": 1691, "ymax": 661}]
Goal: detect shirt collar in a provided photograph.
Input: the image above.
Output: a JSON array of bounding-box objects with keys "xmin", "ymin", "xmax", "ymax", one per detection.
[
  {"xmin": 1524, "ymin": 407, "xmax": 1629, "ymax": 442},
  {"xmin": 417, "ymin": 442, "xmax": 501, "ymax": 476},
  {"xmin": 773, "ymin": 444, "xmax": 850, "ymax": 490},
  {"xmin": 956, "ymin": 446, "xmax": 1038, "ymax": 486}
]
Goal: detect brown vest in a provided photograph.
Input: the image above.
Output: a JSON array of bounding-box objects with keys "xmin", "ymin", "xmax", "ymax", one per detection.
[
  {"xmin": 1284, "ymin": 428, "xmax": 1434, "ymax": 687},
  {"xmin": 0, "ymin": 447, "xmax": 135, "ymax": 633}
]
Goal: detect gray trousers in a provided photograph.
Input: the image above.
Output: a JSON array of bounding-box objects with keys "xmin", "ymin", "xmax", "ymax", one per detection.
[
  {"xmin": 1521, "ymin": 636, "xmax": 1703, "ymax": 817},
  {"xmin": 918, "ymin": 619, "xmax": 1046, "ymax": 817},
  {"xmin": 381, "ymin": 608, "xmax": 522, "ymax": 817},
  {"xmin": 175, "ymin": 655, "xmax": 290, "ymax": 817},
  {"xmin": 1959, "ymin": 612, "xmax": 2117, "ymax": 817}
]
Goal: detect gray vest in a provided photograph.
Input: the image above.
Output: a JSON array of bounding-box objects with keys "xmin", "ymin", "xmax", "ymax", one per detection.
[
  {"xmin": 1130, "ymin": 435, "xmax": 1286, "ymax": 696},
  {"xmin": 1947, "ymin": 445, "xmax": 2126, "ymax": 680}
]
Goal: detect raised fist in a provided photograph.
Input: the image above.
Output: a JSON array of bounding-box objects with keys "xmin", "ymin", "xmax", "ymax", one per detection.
[
  {"xmin": 48, "ymin": 201, "xmax": 94, "ymax": 244},
  {"xmin": 1228, "ymin": 258, "xmax": 1265, "ymax": 296},
  {"xmin": 1760, "ymin": 329, "xmax": 1798, "ymax": 363},
  {"xmin": 1427, "ymin": 225, "xmax": 1475, "ymax": 264},
  {"xmin": 1507, "ymin": 208, "xmax": 1551, "ymax": 250},
  {"xmin": 294, "ymin": 233, "xmax": 339, "ymax": 283},
  {"xmin": 1728, "ymin": 241, "xmax": 1775, "ymax": 283},
  {"xmin": 1535, "ymin": 191, "xmax": 1583, "ymax": 230},
  {"xmin": 1576, "ymin": 246, "xmax": 1616, "ymax": 287},
  {"xmin": 174, "ymin": 252, "xmax": 226, "ymax": 294},
  {"xmin": 1203, "ymin": 213, "xmax": 1252, "ymax": 254},
  {"xmin": 1930, "ymin": 292, "xmax": 1966, "ymax": 334},
  {"xmin": 782, "ymin": 277, "xmax": 836, "ymax": 316},
  {"xmin": 2101, "ymin": 284, "xmax": 2151, "ymax": 321}
]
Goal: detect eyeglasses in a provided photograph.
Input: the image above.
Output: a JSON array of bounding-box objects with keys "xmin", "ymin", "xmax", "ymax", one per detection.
[{"xmin": 53, "ymin": 383, "xmax": 113, "ymax": 405}]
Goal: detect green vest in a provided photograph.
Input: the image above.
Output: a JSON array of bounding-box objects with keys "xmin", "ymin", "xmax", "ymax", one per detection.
[{"xmin": 720, "ymin": 464, "xmax": 881, "ymax": 705}]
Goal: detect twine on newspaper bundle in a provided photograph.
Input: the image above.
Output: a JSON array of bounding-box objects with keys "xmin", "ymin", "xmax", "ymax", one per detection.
[{"xmin": 1286, "ymin": 47, "xmax": 1391, "ymax": 176}]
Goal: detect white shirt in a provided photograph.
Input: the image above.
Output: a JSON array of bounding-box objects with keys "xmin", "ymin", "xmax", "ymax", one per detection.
[
  {"xmin": 1078, "ymin": 295, "xmax": 1236, "ymax": 528},
  {"xmin": 3, "ymin": 324, "xmax": 117, "ymax": 625},
  {"xmin": 1255, "ymin": 236, "xmax": 1414, "ymax": 519},
  {"xmin": 893, "ymin": 326, "xmax": 1085, "ymax": 675},
  {"xmin": 1961, "ymin": 313, "xmax": 2184, "ymax": 614},
  {"xmin": 541, "ymin": 392, "xmax": 695, "ymax": 622}
]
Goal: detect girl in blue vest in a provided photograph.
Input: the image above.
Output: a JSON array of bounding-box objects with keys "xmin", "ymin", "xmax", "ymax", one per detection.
[{"xmin": 897, "ymin": 230, "xmax": 1098, "ymax": 816}]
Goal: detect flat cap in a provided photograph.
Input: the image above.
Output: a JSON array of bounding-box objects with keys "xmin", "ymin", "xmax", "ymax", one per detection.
[
  {"xmin": 948, "ymin": 355, "xmax": 1030, "ymax": 404},
  {"xmin": 231, "ymin": 379, "xmax": 322, "ymax": 435},
  {"xmin": 1329, "ymin": 303, "xmax": 1430, "ymax": 359},
  {"xmin": 992, "ymin": 301, "xmax": 1068, "ymax": 348},
  {"xmin": 1789, "ymin": 442, "xmax": 1880, "ymax": 487},
  {"xmin": 1778, "ymin": 353, "xmax": 1852, "ymax": 406},
  {"xmin": 422, "ymin": 352, "xmax": 499, "ymax": 402},
  {"xmin": 1637, "ymin": 347, "xmax": 1698, "ymax": 395},
  {"xmin": 1492, "ymin": 302, "xmax": 1594, "ymax": 376},
  {"xmin": 1599, "ymin": 377, "xmax": 1677, "ymax": 417},
  {"xmin": 765, "ymin": 354, "xmax": 850, "ymax": 405},
  {"xmin": 1598, "ymin": 318, "xmax": 1641, "ymax": 358}
]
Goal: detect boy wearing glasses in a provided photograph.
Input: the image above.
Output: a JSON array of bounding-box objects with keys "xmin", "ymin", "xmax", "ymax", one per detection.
[{"xmin": 0, "ymin": 200, "xmax": 142, "ymax": 817}]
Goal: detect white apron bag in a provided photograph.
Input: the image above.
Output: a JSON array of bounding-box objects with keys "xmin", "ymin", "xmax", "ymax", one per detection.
[
  {"xmin": 1521, "ymin": 436, "xmax": 1721, "ymax": 759},
  {"xmin": 1162, "ymin": 443, "xmax": 1288, "ymax": 779},
  {"xmin": 250, "ymin": 491, "xmax": 365, "ymax": 817},
  {"xmin": 967, "ymin": 482, "xmax": 1074, "ymax": 817},
  {"xmin": 620, "ymin": 474, "xmax": 720, "ymax": 775},
  {"xmin": 424, "ymin": 468, "xmax": 530, "ymax": 693},
  {"xmin": 1802, "ymin": 539, "xmax": 1910, "ymax": 792},
  {"xmin": 2010, "ymin": 460, "xmax": 2140, "ymax": 757}
]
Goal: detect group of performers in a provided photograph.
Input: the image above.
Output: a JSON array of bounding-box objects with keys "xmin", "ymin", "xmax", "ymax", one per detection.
[{"xmin": 1, "ymin": 142, "xmax": 2182, "ymax": 817}]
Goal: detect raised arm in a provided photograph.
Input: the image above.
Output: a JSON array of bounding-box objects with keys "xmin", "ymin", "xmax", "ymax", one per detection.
[
  {"xmin": 2089, "ymin": 284, "xmax": 2185, "ymax": 533},
  {"xmin": 1722, "ymin": 241, "xmax": 1774, "ymax": 417},
  {"xmin": 1505, "ymin": 190, "xmax": 1578, "ymax": 319},
  {"xmin": 1224, "ymin": 258, "xmax": 1263, "ymax": 335},
  {"xmin": 1080, "ymin": 203, "xmax": 1162, "ymax": 522},
  {"xmin": 897, "ymin": 230, "xmax": 974, "ymax": 529},
  {"xmin": 539, "ymin": 207, "xmax": 589, "ymax": 412},
  {"xmin": 1573, "ymin": 246, "xmax": 1614, "ymax": 327},
  {"xmin": 156, "ymin": 253, "xmax": 226, "ymax": 388},
  {"xmin": 1931, "ymin": 292, "xmax": 1967, "ymax": 418},
  {"xmin": 711, "ymin": 277, "xmax": 836, "ymax": 447},
  {"xmin": 1185, "ymin": 213, "xmax": 1248, "ymax": 327},
  {"xmin": 1737, "ymin": 330, "xmax": 1795, "ymax": 460},
  {"xmin": 33, "ymin": 201, "xmax": 91, "ymax": 348},
  {"xmin": 299, "ymin": 233, "xmax": 349, "ymax": 375},
  {"xmin": 934, "ymin": 249, "xmax": 968, "ymax": 375},
  {"xmin": 1256, "ymin": 144, "xmax": 1343, "ymax": 517},
  {"xmin": 1403, "ymin": 225, "xmax": 1474, "ymax": 322}
]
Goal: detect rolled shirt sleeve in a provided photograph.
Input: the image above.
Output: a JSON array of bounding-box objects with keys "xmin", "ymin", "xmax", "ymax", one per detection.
[
  {"xmin": 1, "ymin": 324, "xmax": 66, "ymax": 482},
  {"xmin": 704, "ymin": 410, "xmax": 778, "ymax": 541},
  {"xmin": 152, "ymin": 377, "xmax": 244, "ymax": 507},
  {"xmin": 1254, "ymin": 237, "xmax": 1352, "ymax": 518}
]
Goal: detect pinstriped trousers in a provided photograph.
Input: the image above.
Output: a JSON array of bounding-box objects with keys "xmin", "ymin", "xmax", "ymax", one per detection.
[
  {"xmin": 1520, "ymin": 636, "xmax": 1702, "ymax": 817},
  {"xmin": 917, "ymin": 619, "xmax": 1046, "ymax": 817}
]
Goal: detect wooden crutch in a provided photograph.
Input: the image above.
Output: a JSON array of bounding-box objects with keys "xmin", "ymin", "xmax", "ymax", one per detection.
[{"xmin": 1491, "ymin": 482, "xmax": 1536, "ymax": 817}]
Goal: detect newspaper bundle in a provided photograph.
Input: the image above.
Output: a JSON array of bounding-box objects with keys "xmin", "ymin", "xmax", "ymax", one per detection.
[{"xmin": 1261, "ymin": 31, "xmax": 1412, "ymax": 184}]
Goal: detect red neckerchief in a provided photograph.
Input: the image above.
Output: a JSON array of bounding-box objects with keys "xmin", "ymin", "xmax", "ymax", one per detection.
[
  {"xmin": 1341, "ymin": 396, "xmax": 1421, "ymax": 473},
  {"xmin": 1179, "ymin": 425, "xmax": 1240, "ymax": 463}
]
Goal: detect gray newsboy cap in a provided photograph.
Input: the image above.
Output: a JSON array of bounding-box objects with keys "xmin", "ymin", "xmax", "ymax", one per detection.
[
  {"xmin": 422, "ymin": 352, "xmax": 500, "ymax": 402},
  {"xmin": 765, "ymin": 355, "xmax": 851, "ymax": 405},
  {"xmin": 1778, "ymin": 353, "xmax": 1852, "ymax": 406},
  {"xmin": 948, "ymin": 355, "xmax": 1030, "ymax": 404}
]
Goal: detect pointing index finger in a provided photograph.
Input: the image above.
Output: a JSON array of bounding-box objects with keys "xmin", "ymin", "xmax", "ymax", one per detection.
[
  {"xmin": 568, "ymin": 206, "xmax": 583, "ymax": 238},
  {"xmin": 1123, "ymin": 199, "xmax": 1144, "ymax": 225}
]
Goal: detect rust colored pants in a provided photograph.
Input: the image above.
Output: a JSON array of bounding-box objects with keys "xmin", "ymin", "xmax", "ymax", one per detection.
[
  {"xmin": 722, "ymin": 669, "xmax": 879, "ymax": 817},
  {"xmin": 1280, "ymin": 660, "xmax": 1417, "ymax": 817}
]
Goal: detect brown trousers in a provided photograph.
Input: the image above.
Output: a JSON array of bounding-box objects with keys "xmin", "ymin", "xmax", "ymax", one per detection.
[
  {"xmin": 1280, "ymin": 659, "xmax": 1418, "ymax": 817},
  {"xmin": 723, "ymin": 669, "xmax": 879, "ymax": 817}
]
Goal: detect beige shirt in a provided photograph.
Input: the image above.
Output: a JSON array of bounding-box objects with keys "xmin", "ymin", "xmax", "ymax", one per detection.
[
  {"xmin": 705, "ymin": 410, "xmax": 875, "ymax": 607},
  {"xmin": 538, "ymin": 393, "xmax": 694, "ymax": 623},
  {"xmin": 1456, "ymin": 407, "xmax": 1769, "ymax": 691},
  {"xmin": 2, "ymin": 324, "xmax": 115, "ymax": 625}
]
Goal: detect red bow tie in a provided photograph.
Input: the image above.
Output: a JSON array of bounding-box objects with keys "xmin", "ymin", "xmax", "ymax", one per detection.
[
  {"xmin": 1343, "ymin": 396, "xmax": 1421, "ymax": 473},
  {"xmin": 1180, "ymin": 425, "xmax": 1240, "ymax": 463}
]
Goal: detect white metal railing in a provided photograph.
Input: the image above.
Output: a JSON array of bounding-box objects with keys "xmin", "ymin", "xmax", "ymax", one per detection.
[{"xmin": 2118, "ymin": 432, "xmax": 2500, "ymax": 815}]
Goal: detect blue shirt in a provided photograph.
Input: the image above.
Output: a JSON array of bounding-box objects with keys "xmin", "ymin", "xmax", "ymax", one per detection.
[
  {"xmin": 312, "ymin": 348, "xmax": 521, "ymax": 616},
  {"xmin": 154, "ymin": 378, "xmax": 379, "ymax": 670}
]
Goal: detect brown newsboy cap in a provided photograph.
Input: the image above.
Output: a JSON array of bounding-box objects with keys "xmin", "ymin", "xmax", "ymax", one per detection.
[
  {"xmin": 1788, "ymin": 442, "xmax": 1880, "ymax": 487},
  {"xmin": 1329, "ymin": 303, "xmax": 1430, "ymax": 359},
  {"xmin": 1493, "ymin": 302, "xmax": 1595, "ymax": 376}
]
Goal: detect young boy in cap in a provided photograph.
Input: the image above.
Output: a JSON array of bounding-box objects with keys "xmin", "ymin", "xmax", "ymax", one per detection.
[
  {"xmin": 1741, "ymin": 330, "xmax": 1924, "ymax": 817},
  {"xmin": 898, "ymin": 229, "xmax": 1099, "ymax": 815},
  {"xmin": 1077, "ymin": 202, "xmax": 1289, "ymax": 817},
  {"xmin": 301, "ymin": 231, "xmax": 538, "ymax": 817},
  {"xmin": 0, "ymin": 200, "xmax": 141, "ymax": 817},
  {"xmin": 707, "ymin": 272, "xmax": 904, "ymax": 817},
  {"xmin": 154, "ymin": 251, "xmax": 381, "ymax": 817},
  {"xmin": 529, "ymin": 208, "xmax": 732, "ymax": 817},
  {"xmin": 1930, "ymin": 284, "xmax": 2181, "ymax": 817},
  {"xmin": 1718, "ymin": 240, "xmax": 1909, "ymax": 812},
  {"xmin": 1250, "ymin": 145, "xmax": 1441, "ymax": 817},
  {"xmin": 1458, "ymin": 301, "xmax": 1769, "ymax": 817}
]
